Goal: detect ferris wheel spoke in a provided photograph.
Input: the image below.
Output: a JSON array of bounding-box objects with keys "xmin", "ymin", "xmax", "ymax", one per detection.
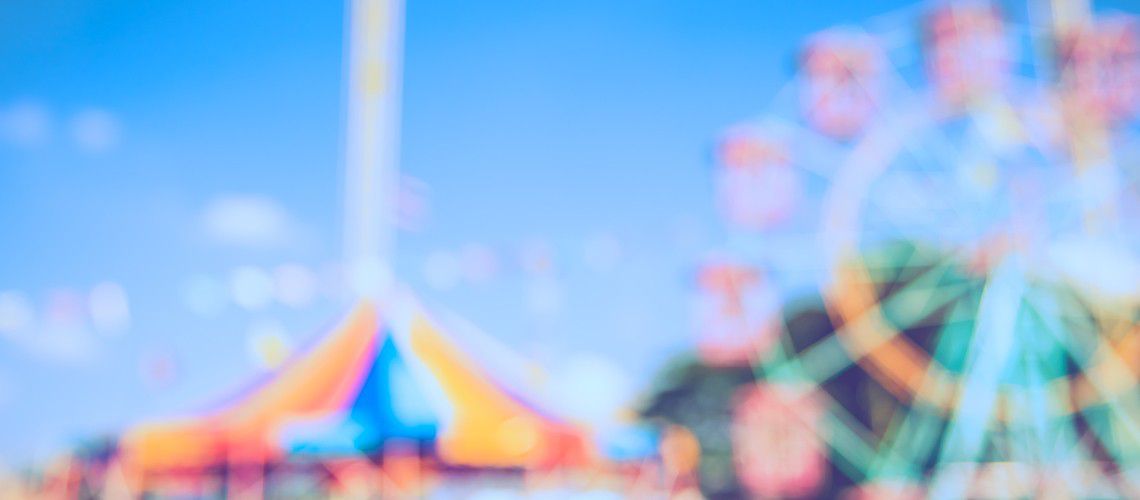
[
  {"xmin": 1023, "ymin": 2, "xmax": 1065, "ymax": 82},
  {"xmin": 929, "ymin": 259, "xmax": 1029, "ymax": 498},
  {"xmin": 1027, "ymin": 288, "xmax": 1140, "ymax": 459},
  {"xmin": 1009, "ymin": 333, "xmax": 1088, "ymax": 474},
  {"xmin": 855, "ymin": 242, "xmax": 939, "ymax": 286},
  {"xmin": 870, "ymin": 307, "xmax": 980, "ymax": 480},
  {"xmin": 819, "ymin": 402, "xmax": 887, "ymax": 479},
  {"xmin": 775, "ymin": 253, "xmax": 973, "ymax": 387},
  {"xmin": 740, "ymin": 323, "xmax": 882, "ymax": 482},
  {"xmin": 868, "ymin": 400, "xmax": 944, "ymax": 481}
]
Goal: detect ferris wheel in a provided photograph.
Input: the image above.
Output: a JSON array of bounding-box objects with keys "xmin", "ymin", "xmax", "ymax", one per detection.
[{"xmin": 697, "ymin": 0, "xmax": 1140, "ymax": 497}]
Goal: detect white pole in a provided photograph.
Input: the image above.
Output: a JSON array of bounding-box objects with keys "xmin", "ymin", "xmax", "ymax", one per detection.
[{"xmin": 343, "ymin": 0, "xmax": 405, "ymax": 298}]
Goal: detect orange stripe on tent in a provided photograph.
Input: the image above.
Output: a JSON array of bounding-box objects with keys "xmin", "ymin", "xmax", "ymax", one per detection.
[
  {"xmin": 405, "ymin": 313, "xmax": 591, "ymax": 468},
  {"xmin": 122, "ymin": 302, "xmax": 380, "ymax": 472}
]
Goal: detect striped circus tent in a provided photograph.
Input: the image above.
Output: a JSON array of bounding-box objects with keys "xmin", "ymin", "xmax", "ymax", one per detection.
[{"xmin": 120, "ymin": 291, "xmax": 592, "ymax": 480}]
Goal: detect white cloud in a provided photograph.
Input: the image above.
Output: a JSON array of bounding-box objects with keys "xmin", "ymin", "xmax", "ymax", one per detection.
[
  {"xmin": 0, "ymin": 288, "xmax": 122, "ymax": 365},
  {"xmin": 460, "ymin": 244, "xmax": 500, "ymax": 284},
  {"xmin": 70, "ymin": 108, "xmax": 121, "ymax": 153},
  {"xmin": 24, "ymin": 324, "xmax": 99, "ymax": 364},
  {"xmin": 21, "ymin": 290, "xmax": 99, "ymax": 365},
  {"xmin": 89, "ymin": 281, "xmax": 130, "ymax": 335},
  {"xmin": 0, "ymin": 291, "xmax": 34, "ymax": 339},
  {"xmin": 201, "ymin": 195, "xmax": 299, "ymax": 249},
  {"xmin": 229, "ymin": 266, "xmax": 275, "ymax": 310},
  {"xmin": 0, "ymin": 101, "xmax": 50, "ymax": 148},
  {"xmin": 273, "ymin": 263, "xmax": 317, "ymax": 308}
]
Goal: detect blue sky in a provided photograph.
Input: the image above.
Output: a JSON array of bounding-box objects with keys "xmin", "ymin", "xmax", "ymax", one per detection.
[{"xmin": 2, "ymin": 0, "xmax": 1138, "ymax": 466}]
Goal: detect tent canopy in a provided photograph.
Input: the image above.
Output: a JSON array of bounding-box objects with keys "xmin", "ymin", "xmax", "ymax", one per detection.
[{"xmin": 121, "ymin": 297, "xmax": 592, "ymax": 473}]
